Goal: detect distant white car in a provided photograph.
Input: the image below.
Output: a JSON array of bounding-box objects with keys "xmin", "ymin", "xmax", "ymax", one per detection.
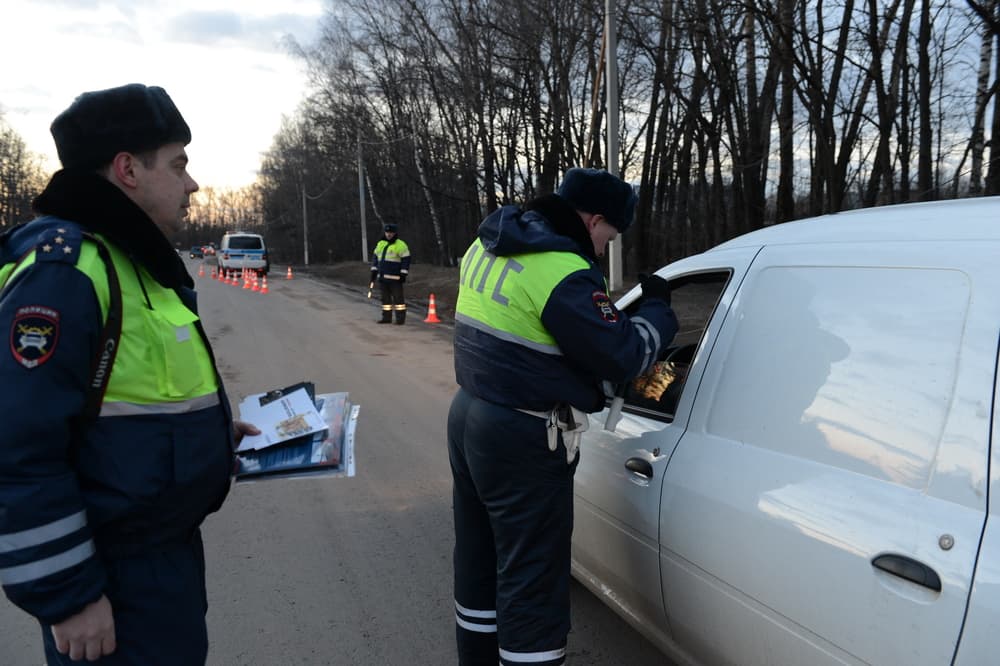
[{"xmin": 572, "ymin": 196, "xmax": 1000, "ymax": 666}]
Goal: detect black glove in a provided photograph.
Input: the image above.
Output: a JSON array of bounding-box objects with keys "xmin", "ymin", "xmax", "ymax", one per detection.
[
  {"xmin": 370, "ymin": 268, "xmax": 378, "ymax": 279},
  {"xmin": 399, "ymin": 274, "xmax": 407, "ymax": 284},
  {"xmin": 640, "ymin": 274, "xmax": 671, "ymax": 306}
]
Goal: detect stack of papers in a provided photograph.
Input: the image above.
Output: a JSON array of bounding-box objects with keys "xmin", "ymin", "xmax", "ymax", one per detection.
[
  {"xmin": 236, "ymin": 386, "xmax": 327, "ymax": 453},
  {"xmin": 234, "ymin": 382, "xmax": 358, "ymax": 482}
]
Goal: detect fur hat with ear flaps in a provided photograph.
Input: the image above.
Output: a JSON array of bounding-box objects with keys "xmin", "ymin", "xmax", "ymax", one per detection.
[
  {"xmin": 50, "ymin": 83, "xmax": 191, "ymax": 170},
  {"xmin": 556, "ymin": 167, "xmax": 638, "ymax": 233}
]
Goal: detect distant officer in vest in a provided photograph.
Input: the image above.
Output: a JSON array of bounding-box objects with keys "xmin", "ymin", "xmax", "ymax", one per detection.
[
  {"xmin": 370, "ymin": 222, "xmax": 411, "ymax": 324},
  {"xmin": 0, "ymin": 84, "xmax": 259, "ymax": 664},
  {"xmin": 448, "ymin": 168, "xmax": 677, "ymax": 666}
]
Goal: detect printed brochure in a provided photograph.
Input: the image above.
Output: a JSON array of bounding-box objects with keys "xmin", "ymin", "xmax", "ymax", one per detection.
[{"xmin": 235, "ymin": 388, "xmax": 358, "ymax": 482}]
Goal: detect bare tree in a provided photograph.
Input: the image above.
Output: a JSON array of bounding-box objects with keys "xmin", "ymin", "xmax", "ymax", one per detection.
[
  {"xmin": 957, "ymin": 0, "xmax": 996, "ymax": 194},
  {"xmin": 0, "ymin": 117, "xmax": 46, "ymax": 229}
]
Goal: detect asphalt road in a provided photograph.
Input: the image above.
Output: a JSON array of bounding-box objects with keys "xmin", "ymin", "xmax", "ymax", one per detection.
[{"xmin": 1, "ymin": 258, "xmax": 671, "ymax": 665}]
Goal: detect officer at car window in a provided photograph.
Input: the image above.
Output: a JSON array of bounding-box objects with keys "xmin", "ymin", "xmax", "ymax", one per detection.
[
  {"xmin": 370, "ymin": 222, "xmax": 412, "ymax": 324},
  {"xmin": 448, "ymin": 167, "xmax": 677, "ymax": 666},
  {"xmin": 0, "ymin": 84, "xmax": 258, "ymax": 664}
]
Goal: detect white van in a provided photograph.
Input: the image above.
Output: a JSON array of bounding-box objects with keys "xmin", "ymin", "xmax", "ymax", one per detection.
[
  {"xmin": 217, "ymin": 232, "xmax": 268, "ymax": 275},
  {"xmin": 572, "ymin": 196, "xmax": 1000, "ymax": 665}
]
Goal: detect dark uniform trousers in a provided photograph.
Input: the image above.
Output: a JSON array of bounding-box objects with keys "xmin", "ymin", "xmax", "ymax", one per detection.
[
  {"xmin": 379, "ymin": 281, "xmax": 406, "ymax": 324},
  {"xmin": 448, "ymin": 388, "xmax": 577, "ymax": 666},
  {"xmin": 41, "ymin": 530, "xmax": 210, "ymax": 665}
]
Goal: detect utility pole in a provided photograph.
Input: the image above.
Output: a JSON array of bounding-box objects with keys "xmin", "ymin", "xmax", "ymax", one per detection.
[
  {"xmin": 358, "ymin": 130, "xmax": 368, "ymax": 262},
  {"xmin": 605, "ymin": 0, "xmax": 622, "ymax": 291},
  {"xmin": 301, "ymin": 182, "xmax": 310, "ymax": 266}
]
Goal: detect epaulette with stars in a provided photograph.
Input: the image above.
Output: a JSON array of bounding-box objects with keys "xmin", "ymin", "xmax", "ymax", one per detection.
[{"xmin": 35, "ymin": 226, "xmax": 84, "ymax": 265}]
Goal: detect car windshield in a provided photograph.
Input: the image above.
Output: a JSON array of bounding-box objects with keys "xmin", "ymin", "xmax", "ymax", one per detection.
[{"xmin": 229, "ymin": 237, "xmax": 262, "ymax": 250}]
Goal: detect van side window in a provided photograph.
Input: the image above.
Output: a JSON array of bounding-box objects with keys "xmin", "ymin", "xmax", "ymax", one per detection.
[
  {"xmin": 704, "ymin": 266, "xmax": 970, "ymax": 488},
  {"xmin": 622, "ymin": 271, "xmax": 730, "ymax": 421}
]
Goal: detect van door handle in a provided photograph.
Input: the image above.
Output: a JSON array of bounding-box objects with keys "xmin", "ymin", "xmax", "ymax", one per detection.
[
  {"xmin": 625, "ymin": 458, "xmax": 653, "ymax": 479},
  {"xmin": 871, "ymin": 553, "xmax": 942, "ymax": 592}
]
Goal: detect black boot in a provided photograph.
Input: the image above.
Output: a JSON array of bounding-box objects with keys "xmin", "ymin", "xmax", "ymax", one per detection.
[
  {"xmin": 377, "ymin": 313, "xmax": 392, "ymax": 324},
  {"xmin": 394, "ymin": 311, "xmax": 406, "ymax": 325}
]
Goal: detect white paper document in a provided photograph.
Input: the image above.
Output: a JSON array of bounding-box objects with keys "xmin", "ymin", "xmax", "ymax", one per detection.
[
  {"xmin": 236, "ymin": 387, "xmax": 328, "ymax": 452},
  {"xmin": 234, "ymin": 393, "xmax": 358, "ymax": 483}
]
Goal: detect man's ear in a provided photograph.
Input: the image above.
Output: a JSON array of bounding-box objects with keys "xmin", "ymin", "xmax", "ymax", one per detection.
[{"xmin": 108, "ymin": 152, "xmax": 138, "ymax": 189}]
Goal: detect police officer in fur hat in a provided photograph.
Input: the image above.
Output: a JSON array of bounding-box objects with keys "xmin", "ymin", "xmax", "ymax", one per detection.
[
  {"xmin": 370, "ymin": 222, "xmax": 412, "ymax": 324},
  {"xmin": 448, "ymin": 168, "xmax": 677, "ymax": 666},
  {"xmin": 0, "ymin": 84, "xmax": 258, "ymax": 664}
]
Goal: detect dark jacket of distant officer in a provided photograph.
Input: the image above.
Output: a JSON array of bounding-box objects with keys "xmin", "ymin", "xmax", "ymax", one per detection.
[
  {"xmin": 370, "ymin": 223, "xmax": 411, "ymax": 324},
  {"xmin": 0, "ymin": 84, "xmax": 256, "ymax": 665},
  {"xmin": 447, "ymin": 168, "xmax": 678, "ymax": 666}
]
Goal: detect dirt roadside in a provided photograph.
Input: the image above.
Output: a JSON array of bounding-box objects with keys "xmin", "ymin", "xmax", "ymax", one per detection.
[{"xmin": 299, "ymin": 261, "xmax": 461, "ymax": 324}]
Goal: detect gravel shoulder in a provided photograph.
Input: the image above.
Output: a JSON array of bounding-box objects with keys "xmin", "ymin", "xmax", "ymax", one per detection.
[{"xmin": 300, "ymin": 261, "xmax": 461, "ymax": 324}]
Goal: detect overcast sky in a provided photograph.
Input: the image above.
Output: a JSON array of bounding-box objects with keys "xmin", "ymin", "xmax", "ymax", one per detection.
[{"xmin": 0, "ymin": 0, "xmax": 325, "ymax": 190}]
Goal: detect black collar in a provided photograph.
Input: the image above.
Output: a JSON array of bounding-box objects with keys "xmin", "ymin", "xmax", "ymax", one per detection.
[{"xmin": 33, "ymin": 169, "xmax": 193, "ymax": 289}]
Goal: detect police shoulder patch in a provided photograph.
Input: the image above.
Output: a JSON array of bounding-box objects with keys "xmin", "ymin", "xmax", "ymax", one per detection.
[
  {"xmin": 10, "ymin": 305, "xmax": 60, "ymax": 369},
  {"xmin": 591, "ymin": 291, "xmax": 618, "ymax": 323}
]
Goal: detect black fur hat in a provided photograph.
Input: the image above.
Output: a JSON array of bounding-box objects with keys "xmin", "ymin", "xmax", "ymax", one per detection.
[
  {"xmin": 384, "ymin": 223, "xmax": 398, "ymax": 233},
  {"xmin": 556, "ymin": 167, "xmax": 638, "ymax": 233},
  {"xmin": 51, "ymin": 83, "xmax": 191, "ymax": 170}
]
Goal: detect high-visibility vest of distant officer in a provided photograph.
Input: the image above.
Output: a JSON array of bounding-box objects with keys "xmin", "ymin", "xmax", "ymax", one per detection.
[{"xmin": 370, "ymin": 223, "xmax": 411, "ymax": 325}]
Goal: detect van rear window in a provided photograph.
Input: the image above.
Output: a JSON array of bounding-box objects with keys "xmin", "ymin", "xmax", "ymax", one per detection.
[{"xmin": 229, "ymin": 236, "xmax": 263, "ymax": 250}]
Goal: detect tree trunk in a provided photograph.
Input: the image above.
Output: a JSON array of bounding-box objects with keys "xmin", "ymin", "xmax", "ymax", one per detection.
[
  {"xmin": 776, "ymin": 0, "xmax": 796, "ymax": 222},
  {"xmin": 412, "ymin": 133, "xmax": 450, "ymax": 265},
  {"xmin": 968, "ymin": 4, "xmax": 995, "ymax": 193},
  {"xmin": 917, "ymin": 0, "xmax": 935, "ymax": 199}
]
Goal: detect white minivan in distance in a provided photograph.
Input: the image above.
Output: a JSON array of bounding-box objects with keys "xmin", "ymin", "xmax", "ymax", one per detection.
[
  {"xmin": 572, "ymin": 196, "xmax": 1000, "ymax": 666},
  {"xmin": 217, "ymin": 232, "xmax": 268, "ymax": 275}
]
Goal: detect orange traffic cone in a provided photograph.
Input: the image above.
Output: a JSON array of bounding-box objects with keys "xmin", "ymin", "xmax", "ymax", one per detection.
[
  {"xmin": 286, "ymin": 266, "xmax": 294, "ymax": 280},
  {"xmin": 210, "ymin": 266, "xmax": 217, "ymax": 280},
  {"xmin": 423, "ymin": 293, "xmax": 442, "ymax": 324},
  {"xmin": 260, "ymin": 275, "xmax": 269, "ymax": 294},
  {"xmin": 251, "ymin": 273, "xmax": 260, "ymax": 292},
  {"xmin": 197, "ymin": 264, "xmax": 205, "ymax": 278},
  {"xmin": 243, "ymin": 271, "xmax": 251, "ymax": 289}
]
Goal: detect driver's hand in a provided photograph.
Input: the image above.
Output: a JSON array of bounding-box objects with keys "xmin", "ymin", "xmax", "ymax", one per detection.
[{"xmin": 640, "ymin": 274, "xmax": 671, "ymax": 306}]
